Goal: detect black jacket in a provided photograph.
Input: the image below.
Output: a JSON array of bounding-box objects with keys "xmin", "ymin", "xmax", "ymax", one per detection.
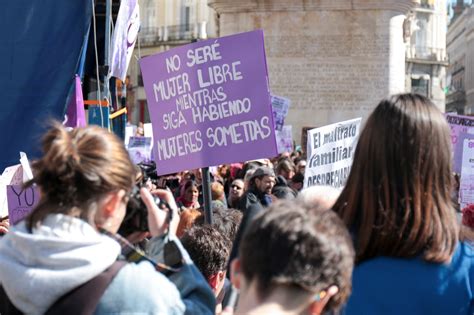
[{"xmin": 229, "ymin": 188, "xmax": 271, "ymax": 274}]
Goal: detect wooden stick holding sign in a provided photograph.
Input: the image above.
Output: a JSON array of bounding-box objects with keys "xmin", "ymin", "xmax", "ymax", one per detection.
[{"xmin": 201, "ymin": 167, "xmax": 213, "ymax": 224}]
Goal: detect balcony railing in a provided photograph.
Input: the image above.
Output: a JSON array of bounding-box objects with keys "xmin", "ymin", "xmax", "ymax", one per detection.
[
  {"xmin": 446, "ymin": 89, "xmax": 466, "ymax": 105},
  {"xmin": 140, "ymin": 22, "xmax": 207, "ymax": 46},
  {"xmin": 406, "ymin": 45, "xmax": 448, "ymax": 63},
  {"xmin": 419, "ymin": 0, "xmax": 435, "ymax": 9},
  {"xmin": 413, "ymin": 0, "xmax": 435, "ymax": 10}
]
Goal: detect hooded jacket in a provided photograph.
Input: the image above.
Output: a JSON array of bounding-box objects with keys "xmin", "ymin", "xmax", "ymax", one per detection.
[{"xmin": 0, "ymin": 214, "xmax": 215, "ymax": 315}]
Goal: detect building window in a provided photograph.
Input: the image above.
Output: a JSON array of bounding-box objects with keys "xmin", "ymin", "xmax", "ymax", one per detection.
[
  {"xmin": 411, "ymin": 78, "xmax": 429, "ymax": 97},
  {"xmin": 185, "ymin": 6, "xmax": 191, "ymax": 31}
]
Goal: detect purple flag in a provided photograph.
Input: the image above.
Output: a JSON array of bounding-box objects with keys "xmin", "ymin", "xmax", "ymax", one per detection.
[
  {"xmin": 139, "ymin": 30, "xmax": 278, "ymax": 175},
  {"xmin": 109, "ymin": 0, "xmax": 140, "ymax": 81},
  {"xmin": 65, "ymin": 75, "xmax": 86, "ymax": 128}
]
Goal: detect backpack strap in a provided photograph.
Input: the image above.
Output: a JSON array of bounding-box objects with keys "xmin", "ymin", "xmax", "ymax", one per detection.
[
  {"xmin": 0, "ymin": 261, "xmax": 126, "ymax": 315},
  {"xmin": 45, "ymin": 260, "xmax": 127, "ymax": 315},
  {"xmin": 0, "ymin": 285, "xmax": 23, "ymax": 315}
]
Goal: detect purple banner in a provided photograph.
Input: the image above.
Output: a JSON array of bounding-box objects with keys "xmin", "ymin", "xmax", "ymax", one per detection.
[
  {"xmin": 139, "ymin": 30, "xmax": 277, "ymax": 175},
  {"xmin": 6, "ymin": 185, "xmax": 40, "ymax": 225},
  {"xmin": 65, "ymin": 75, "xmax": 86, "ymax": 128},
  {"xmin": 445, "ymin": 113, "xmax": 474, "ymax": 174}
]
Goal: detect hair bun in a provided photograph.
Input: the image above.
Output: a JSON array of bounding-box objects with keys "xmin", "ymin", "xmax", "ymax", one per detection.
[
  {"xmin": 34, "ymin": 122, "xmax": 81, "ymax": 200},
  {"xmin": 43, "ymin": 123, "xmax": 79, "ymax": 171}
]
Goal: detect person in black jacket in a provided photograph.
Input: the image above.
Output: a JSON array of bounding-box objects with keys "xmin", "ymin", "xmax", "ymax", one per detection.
[
  {"xmin": 237, "ymin": 167, "xmax": 276, "ymax": 214},
  {"xmin": 229, "ymin": 167, "xmax": 276, "ymax": 275}
]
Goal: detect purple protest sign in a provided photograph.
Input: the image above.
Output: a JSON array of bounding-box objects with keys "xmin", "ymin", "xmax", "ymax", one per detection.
[
  {"xmin": 455, "ymin": 132, "xmax": 474, "ymax": 174},
  {"xmin": 276, "ymin": 125, "xmax": 293, "ymax": 153},
  {"xmin": 139, "ymin": 30, "xmax": 277, "ymax": 175},
  {"xmin": 271, "ymin": 95, "xmax": 290, "ymax": 131},
  {"xmin": 445, "ymin": 113, "xmax": 474, "ymax": 174},
  {"xmin": 127, "ymin": 136, "xmax": 153, "ymax": 164},
  {"xmin": 6, "ymin": 185, "xmax": 40, "ymax": 225}
]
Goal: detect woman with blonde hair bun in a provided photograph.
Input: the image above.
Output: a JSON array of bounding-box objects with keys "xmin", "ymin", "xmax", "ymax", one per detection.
[{"xmin": 0, "ymin": 122, "xmax": 214, "ymax": 314}]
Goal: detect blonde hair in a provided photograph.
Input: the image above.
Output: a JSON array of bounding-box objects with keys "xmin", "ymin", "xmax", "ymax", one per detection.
[{"xmin": 26, "ymin": 122, "xmax": 135, "ymax": 231}]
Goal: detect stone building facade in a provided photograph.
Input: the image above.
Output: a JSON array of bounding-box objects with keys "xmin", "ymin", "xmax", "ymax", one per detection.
[
  {"xmin": 208, "ymin": 0, "xmax": 416, "ymax": 144},
  {"xmin": 404, "ymin": 0, "xmax": 448, "ymax": 111},
  {"xmin": 446, "ymin": 3, "xmax": 474, "ymax": 114},
  {"xmin": 129, "ymin": 0, "xmax": 417, "ymax": 146}
]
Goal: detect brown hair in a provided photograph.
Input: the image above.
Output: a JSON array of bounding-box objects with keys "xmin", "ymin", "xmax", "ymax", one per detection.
[
  {"xmin": 333, "ymin": 94, "xmax": 459, "ymax": 264},
  {"xmin": 176, "ymin": 208, "xmax": 203, "ymax": 238},
  {"xmin": 181, "ymin": 225, "xmax": 231, "ymax": 280},
  {"xmin": 26, "ymin": 122, "xmax": 135, "ymax": 231},
  {"xmin": 240, "ymin": 200, "xmax": 354, "ymax": 311},
  {"xmin": 275, "ymin": 158, "xmax": 295, "ymax": 175}
]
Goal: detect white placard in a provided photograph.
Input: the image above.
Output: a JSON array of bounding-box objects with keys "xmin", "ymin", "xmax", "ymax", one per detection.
[
  {"xmin": 124, "ymin": 125, "xmax": 136, "ymax": 147},
  {"xmin": 460, "ymin": 139, "xmax": 474, "ymax": 208},
  {"xmin": 304, "ymin": 118, "xmax": 361, "ymax": 189}
]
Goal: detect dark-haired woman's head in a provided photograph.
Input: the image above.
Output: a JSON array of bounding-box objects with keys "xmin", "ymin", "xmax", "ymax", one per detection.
[
  {"xmin": 334, "ymin": 93, "xmax": 458, "ymax": 264},
  {"xmin": 236, "ymin": 200, "xmax": 354, "ymax": 312},
  {"xmin": 26, "ymin": 122, "xmax": 135, "ymax": 232},
  {"xmin": 182, "ymin": 180, "xmax": 199, "ymax": 204},
  {"xmin": 275, "ymin": 159, "xmax": 296, "ymax": 180}
]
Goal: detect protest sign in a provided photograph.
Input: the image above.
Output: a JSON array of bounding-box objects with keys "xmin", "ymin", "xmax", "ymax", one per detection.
[
  {"xmin": 304, "ymin": 118, "xmax": 361, "ymax": 189},
  {"xmin": 456, "ymin": 132, "xmax": 474, "ymax": 173},
  {"xmin": 7, "ymin": 185, "xmax": 40, "ymax": 225},
  {"xmin": 19, "ymin": 152, "xmax": 33, "ymax": 182},
  {"xmin": 271, "ymin": 95, "xmax": 290, "ymax": 131},
  {"xmin": 140, "ymin": 30, "xmax": 277, "ymax": 175},
  {"xmin": 1, "ymin": 154, "xmax": 32, "ymax": 219},
  {"xmin": 460, "ymin": 139, "xmax": 474, "ymax": 208},
  {"xmin": 2, "ymin": 165, "xmax": 23, "ymax": 186},
  {"xmin": 127, "ymin": 136, "xmax": 153, "ymax": 165},
  {"xmin": 445, "ymin": 113, "xmax": 474, "ymax": 174},
  {"xmin": 0, "ymin": 165, "xmax": 23, "ymax": 218},
  {"xmin": 124, "ymin": 125, "xmax": 136, "ymax": 147},
  {"xmin": 144, "ymin": 123, "xmax": 153, "ymax": 139},
  {"xmin": 276, "ymin": 125, "xmax": 293, "ymax": 153}
]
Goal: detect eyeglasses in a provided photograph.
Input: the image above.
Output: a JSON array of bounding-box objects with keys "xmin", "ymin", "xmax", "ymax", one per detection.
[{"xmin": 231, "ymin": 185, "xmax": 243, "ymax": 190}]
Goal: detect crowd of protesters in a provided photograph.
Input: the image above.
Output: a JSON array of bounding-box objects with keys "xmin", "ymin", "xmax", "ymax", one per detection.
[{"xmin": 0, "ymin": 93, "xmax": 472, "ymax": 314}]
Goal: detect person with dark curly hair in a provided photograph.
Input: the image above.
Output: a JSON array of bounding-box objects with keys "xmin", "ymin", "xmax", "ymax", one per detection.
[
  {"xmin": 195, "ymin": 207, "xmax": 242, "ymax": 244},
  {"xmin": 181, "ymin": 225, "xmax": 232, "ymax": 313},
  {"xmin": 229, "ymin": 199, "xmax": 354, "ymax": 315},
  {"xmin": 181, "ymin": 225, "xmax": 231, "ymax": 294}
]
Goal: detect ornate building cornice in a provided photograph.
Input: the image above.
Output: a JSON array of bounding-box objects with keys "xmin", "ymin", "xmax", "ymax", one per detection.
[{"xmin": 208, "ymin": 0, "xmax": 417, "ymax": 14}]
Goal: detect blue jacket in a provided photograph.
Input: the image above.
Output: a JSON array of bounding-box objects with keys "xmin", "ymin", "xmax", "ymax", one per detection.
[
  {"xmin": 344, "ymin": 242, "xmax": 474, "ymax": 314},
  {"xmin": 96, "ymin": 236, "xmax": 215, "ymax": 315},
  {"xmin": 0, "ymin": 214, "xmax": 215, "ymax": 314}
]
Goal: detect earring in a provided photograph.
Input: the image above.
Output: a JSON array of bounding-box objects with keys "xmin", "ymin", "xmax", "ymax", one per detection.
[{"xmin": 313, "ymin": 290, "xmax": 327, "ymax": 302}]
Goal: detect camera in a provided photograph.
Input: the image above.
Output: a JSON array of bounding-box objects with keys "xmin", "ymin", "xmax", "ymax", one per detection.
[
  {"xmin": 118, "ymin": 162, "xmax": 159, "ymax": 236},
  {"xmin": 157, "ymin": 176, "xmax": 180, "ymax": 192}
]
